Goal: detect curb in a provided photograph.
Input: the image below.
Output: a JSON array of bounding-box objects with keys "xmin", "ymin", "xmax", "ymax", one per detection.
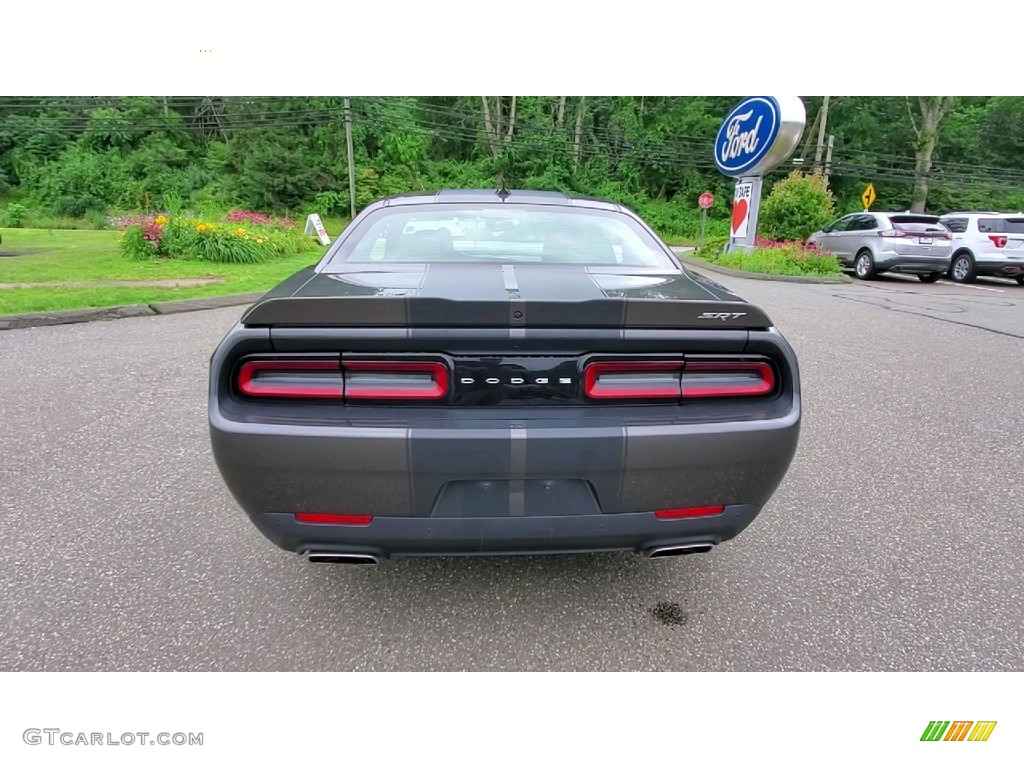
[
  {"xmin": 0, "ymin": 292, "xmax": 264, "ymax": 331},
  {"xmin": 676, "ymin": 254, "xmax": 852, "ymax": 284}
]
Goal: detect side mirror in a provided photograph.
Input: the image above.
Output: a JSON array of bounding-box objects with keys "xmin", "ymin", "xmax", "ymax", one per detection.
[{"xmin": 821, "ymin": 226, "xmax": 833, "ymax": 234}]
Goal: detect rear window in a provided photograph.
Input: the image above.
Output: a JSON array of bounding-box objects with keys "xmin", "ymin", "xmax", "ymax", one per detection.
[
  {"xmin": 894, "ymin": 222, "xmax": 950, "ymax": 234},
  {"xmin": 889, "ymin": 214, "xmax": 941, "ymax": 226},
  {"xmin": 327, "ymin": 204, "xmax": 677, "ymax": 268},
  {"xmin": 978, "ymin": 217, "xmax": 1024, "ymax": 234},
  {"xmin": 941, "ymin": 217, "xmax": 968, "ymax": 233}
]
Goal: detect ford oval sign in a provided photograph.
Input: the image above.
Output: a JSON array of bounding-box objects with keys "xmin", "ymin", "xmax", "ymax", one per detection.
[{"xmin": 715, "ymin": 97, "xmax": 806, "ymax": 177}]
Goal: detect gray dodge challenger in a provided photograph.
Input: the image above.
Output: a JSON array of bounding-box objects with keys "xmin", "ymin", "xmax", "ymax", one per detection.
[{"xmin": 209, "ymin": 189, "xmax": 801, "ymax": 563}]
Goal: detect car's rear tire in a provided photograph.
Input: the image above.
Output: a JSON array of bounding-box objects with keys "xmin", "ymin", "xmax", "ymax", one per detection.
[
  {"xmin": 918, "ymin": 273, "xmax": 941, "ymax": 283},
  {"xmin": 854, "ymin": 250, "xmax": 876, "ymax": 280},
  {"xmin": 949, "ymin": 252, "xmax": 976, "ymax": 283},
  {"xmin": 1015, "ymin": 276, "xmax": 1024, "ymax": 286}
]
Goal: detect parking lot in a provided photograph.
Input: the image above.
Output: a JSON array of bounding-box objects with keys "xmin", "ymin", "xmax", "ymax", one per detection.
[{"xmin": 0, "ymin": 269, "xmax": 1021, "ymax": 672}]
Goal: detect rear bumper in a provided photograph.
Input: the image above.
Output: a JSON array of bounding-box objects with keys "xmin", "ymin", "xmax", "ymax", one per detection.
[
  {"xmin": 210, "ymin": 410, "xmax": 799, "ymax": 556},
  {"xmin": 976, "ymin": 259, "xmax": 1024, "ymax": 277},
  {"xmin": 250, "ymin": 504, "xmax": 762, "ymax": 558},
  {"xmin": 874, "ymin": 253, "xmax": 951, "ymax": 274}
]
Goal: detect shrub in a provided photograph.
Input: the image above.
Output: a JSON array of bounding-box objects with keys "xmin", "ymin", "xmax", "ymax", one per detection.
[
  {"xmin": 758, "ymin": 171, "xmax": 836, "ymax": 242},
  {"xmin": 695, "ymin": 233, "xmax": 730, "ymax": 259},
  {"xmin": 2, "ymin": 202, "xmax": 28, "ymax": 227}
]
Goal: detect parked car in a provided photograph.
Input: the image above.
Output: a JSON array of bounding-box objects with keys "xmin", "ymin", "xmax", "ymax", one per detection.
[
  {"xmin": 208, "ymin": 189, "xmax": 801, "ymax": 564},
  {"xmin": 938, "ymin": 212, "xmax": 1024, "ymax": 285},
  {"xmin": 807, "ymin": 212, "xmax": 952, "ymax": 282}
]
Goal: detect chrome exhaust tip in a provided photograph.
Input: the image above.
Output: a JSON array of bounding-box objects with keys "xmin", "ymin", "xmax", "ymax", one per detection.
[
  {"xmin": 644, "ymin": 543, "xmax": 715, "ymax": 558},
  {"xmin": 305, "ymin": 552, "xmax": 380, "ymax": 565}
]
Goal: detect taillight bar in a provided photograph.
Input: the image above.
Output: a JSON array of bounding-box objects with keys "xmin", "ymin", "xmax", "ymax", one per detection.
[
  {"xmin": 583, "ymin": 358, "xmax": 776, "ymax": 401},
  {"xmin": 584, "ymin": 361, "xmax": 684, "ymax": 399},
  {"xmin": 343, "ymin": 361, "xmax": 448, "ymax": 400},
  {"xmin": 236, "ymin": 358, "xmax": 449, "ymax": 401},
  {"xmin": 237, "ymin": 360, "xmax": 343, "ymax": 399},
  {"xmin": 681, "ymin": 361, "xmax": 775, "ymax": 398},
  {"xmin": 989, "ymin": 235, "xmax": 1008, "ymax": 248},
  {"xmin": 879, "ymin": 229, "xmax": 950, "ymax": 240}
]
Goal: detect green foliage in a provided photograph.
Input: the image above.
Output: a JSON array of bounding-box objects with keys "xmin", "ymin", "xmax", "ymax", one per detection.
[
  {"xmin": 695, "ymin": 233, "xmax": 730, "ymax": 258},
  {"xmin": 758, "ymin": 171, "xmax": 836, "ymax": 241},
  {"xmin": 2, "ymin": 202, "xmax": 28, "ymax": 227},
  {"xmin": 230, "ymin": 129, "xmax": 322, "ymax": 211},
  {"xmin": 4, "ymin": 96, "xmax": 1024, "ymax": 229},
  {"xmin": 313, "ymin": 190, "xmax": 349, "ymax": 217},
  {"xmin": 34, "ymin": 144, "xmax": 132, "ymax": 216}
]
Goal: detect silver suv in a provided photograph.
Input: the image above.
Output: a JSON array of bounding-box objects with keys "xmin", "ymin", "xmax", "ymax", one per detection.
[
  {"xmin": 938, "ymin": 212, "xmax": 1024, "ymax": 285},
  {"xmin": 807, "ymin": 212, "xmax": 952, "ymax": 281}
]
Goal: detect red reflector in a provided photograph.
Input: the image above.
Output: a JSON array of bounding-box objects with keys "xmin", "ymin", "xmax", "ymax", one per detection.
[
  {"xmin": 681, "ymin": 361, "xmax": 775, "ymax": 398},
  {"xmin": 343, "ymin": 361, "xmax": 449, "ymax": 400},
  {"xmin": 295, "ymin": 513, "xmax": 374, "ymax": 526},
  {"xmin": 989, "ymin": 235, "xmax": 1008, "ymax": 248},
  {"xmin": 238, "ymin": 360, "xmax": 342, "ymax": 398},
  {"xmin": 583, "ymin": 361, "xmax": 683, "ymax": 399},
  {"xmin": 655, "ymin": 505, "xmax": 725, "ymax": 519}
]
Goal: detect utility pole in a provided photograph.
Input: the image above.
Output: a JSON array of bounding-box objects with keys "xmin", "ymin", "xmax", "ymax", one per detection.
[
  {"xmin": 343, "ymin": 97, "xmax": 356, "ymax": 221},
  {"xmin": 813, "ymin": 95, "xmax": 830, "ymax": 173},
  {"xmin": 823, "ymin": 134, "xmax": 835, "ymax": 190}
]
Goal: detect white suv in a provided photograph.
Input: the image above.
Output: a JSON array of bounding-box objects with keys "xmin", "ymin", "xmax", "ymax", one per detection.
[{"xmin": 938, "ymin": 212, "xmax": 1024, "ymax": 285}]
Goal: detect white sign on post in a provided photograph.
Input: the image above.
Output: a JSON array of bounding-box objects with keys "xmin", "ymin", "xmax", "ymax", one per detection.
[
  {"xmin": 731, "ymin": 181, "xmax": 753, "ymax": 239},
  {"xmin": 305, "ymin": 213, "xmax": 331, "ymax": 246}
]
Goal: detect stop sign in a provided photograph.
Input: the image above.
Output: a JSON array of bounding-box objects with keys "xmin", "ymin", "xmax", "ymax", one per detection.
[{"xmin": 698, "ymin": 192, "xmax": 715, "ymax": 209}]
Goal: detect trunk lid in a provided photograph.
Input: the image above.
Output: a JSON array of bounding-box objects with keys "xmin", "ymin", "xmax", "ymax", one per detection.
[{"xmin": 241, "ymin": 263, "xmax": 772, "ymax": 330}]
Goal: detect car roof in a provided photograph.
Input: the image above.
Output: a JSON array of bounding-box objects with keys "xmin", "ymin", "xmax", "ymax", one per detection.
[
  {"xmin": 940, "ymin": 211, "xmax": 1004, "ymax": 217},
  {"xmin": 872, "ymin": 211, "xmax": 941, "ymax": 216},
  {"xmin": 839, "ymin": 211, "xmax": 939, "ymax": 217},
  {"xmin": 370, "ymin": 189, "xmax": 624, "ymax": 213}
]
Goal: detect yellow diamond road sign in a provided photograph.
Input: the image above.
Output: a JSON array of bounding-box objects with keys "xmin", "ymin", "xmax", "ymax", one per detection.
[{"xmin": 862, "ymin": 183, "xmax": 877, "ymax": 210}]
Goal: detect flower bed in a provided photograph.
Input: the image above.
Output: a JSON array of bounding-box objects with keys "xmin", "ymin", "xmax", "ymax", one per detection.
[
  {"xmin": 120, "ymin": 210, "xmax": 318, "ymax": 264},
  {"xmin": 694, "ymin": 235, "xmax": 842, "ymax": 277}
]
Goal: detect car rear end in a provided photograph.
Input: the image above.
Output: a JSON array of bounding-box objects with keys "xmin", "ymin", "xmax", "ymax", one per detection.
[
  {"xmin": 208, "ymin": 195, "xmax": 801, "ymax": 562},
  {"xmin": 972, "ymin": 216, "xmax": 1024, "ymax": 280},
  {"xmin": 873, "ymin": 214, "xmax": 952, "ymax": 276}
]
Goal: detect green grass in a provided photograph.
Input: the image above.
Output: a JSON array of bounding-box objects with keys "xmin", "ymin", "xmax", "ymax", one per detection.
[
  {"xmin": 690, "ymin": 245, "xmax": 844, "ymax": 277},
  {"xmin": 663, "ymin": 237, "xmax": 698, "ymax": 247},
  {"xmin": 0, "ymin": 228, "xmax": 327, "ymax": 315}
]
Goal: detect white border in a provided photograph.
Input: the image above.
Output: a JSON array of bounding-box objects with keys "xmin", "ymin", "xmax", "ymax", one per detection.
[
  {"xmin": 1, "ymin": 673, "xmax": 1020, "ymax": 765},
  {"xmin": 0, "ymin": 0, "xmax": 1017, "ymax": 94}
]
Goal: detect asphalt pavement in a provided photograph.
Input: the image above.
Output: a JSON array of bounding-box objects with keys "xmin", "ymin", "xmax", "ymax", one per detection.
[{"xmin": 1, "ymin": 273, "xmax": 1022, "ymax": 671}]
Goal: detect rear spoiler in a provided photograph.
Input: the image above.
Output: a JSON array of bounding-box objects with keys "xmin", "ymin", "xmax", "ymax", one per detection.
[{"xmin": 241, "ymin": 296, "xmax": 772, "ymax": 330}]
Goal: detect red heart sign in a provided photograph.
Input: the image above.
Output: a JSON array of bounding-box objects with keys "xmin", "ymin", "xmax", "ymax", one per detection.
[{"xmin": 731, "ymin": 198, "xmax": 748, "ymax": 235}]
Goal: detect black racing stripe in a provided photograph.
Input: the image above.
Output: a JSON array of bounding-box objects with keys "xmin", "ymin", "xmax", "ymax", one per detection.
[
  {"xmin": 511, "ymin": 265, "xmax": 608, "ymax": 301},
  {"xmin": 416, "ymin": 263, "xmax": 509, "ymax": 299}
]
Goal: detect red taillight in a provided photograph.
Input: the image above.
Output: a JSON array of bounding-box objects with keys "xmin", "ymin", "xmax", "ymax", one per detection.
[
  {"xmin": 989, "ymin": 235, "xmax": 1008, "ymax": 248},
  {"xmin": 237, "ymin": 358, "xmax": 449, "ymax": 401},
  {"xmin": 681, "ymin": 361, "xmax": 775, "ymax": 398},
  {"xmin": 584, "ymin": 361, "xmax": 683, "ymax": 399},
  {"xmin": 583, "ymin": 359, "xmax": 776, "ymax": 401},
  {"xmin": 295, "ymin": 513, "xmax": 373, "ymax": 526},
  {"xmin": 237, "ymin": 360, "xmax": 343, "ymax": 398},
  {"xmin": 343, "ymin": 361, "xmax": 448, "ymax": 400},
  {"xmin": 655, "ymin": 505, "xmax": 725, "ymax": 519},
  {"xmin": 877, "ymin": 229, "xmax": 902, "ymax": 238}
]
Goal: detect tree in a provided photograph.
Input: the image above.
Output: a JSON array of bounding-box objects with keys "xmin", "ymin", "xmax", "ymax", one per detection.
[
  {"xmin": 480, "ymin": 97, "xmax": 517, "ymax": 157},
  {"xmin": 906, "ymin": 96, "xmax": 956, "ymax": 212}
]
